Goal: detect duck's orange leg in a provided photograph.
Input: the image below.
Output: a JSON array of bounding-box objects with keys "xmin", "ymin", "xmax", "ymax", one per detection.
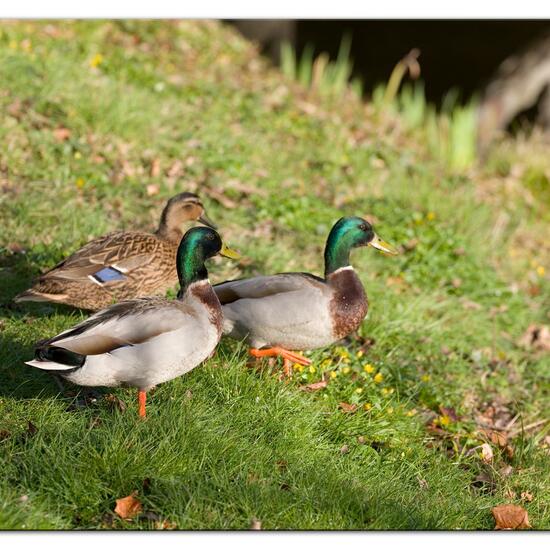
[
  {"xmin": 138, "ymin": 390, "xmax": 147, "ymax": 418},
  {"xmin": 249, "ymin": 347, "xmax": 311, "ymax": 378}
]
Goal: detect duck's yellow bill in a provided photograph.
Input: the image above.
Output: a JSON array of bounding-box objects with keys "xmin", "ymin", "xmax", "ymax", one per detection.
[
  {"xmin": 219, "ymin": 243, "xmax": 241, "ymax": 260},
  {"xmin": 369, "ymin": 233, "xmax": 398, "ymax": 256}
]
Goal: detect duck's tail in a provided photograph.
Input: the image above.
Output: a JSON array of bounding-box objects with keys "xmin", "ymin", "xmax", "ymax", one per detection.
[{"xmin": 26, "ymin": 345, "xmax": 85, "ymax": 373}]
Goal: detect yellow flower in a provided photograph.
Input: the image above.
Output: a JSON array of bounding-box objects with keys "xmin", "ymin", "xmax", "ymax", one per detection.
[
  {"xmin": 295, "ymin": 364, "xmax": 304, "ymax": 373},
  {"xmin": 382, "ymin": 388, "xmax": 389, "ymax": 395},
  {"xmin": 330, "ymin": 371, "xmax": 338, "ymax": 379},
  {"xmin": 363, "ymin": 364, "xmax": 375, "ymax": 374},
  {"xmin": 536, "ymin": 265, "xmax": 545, "ymax": 277},
  {"xmin": 320, "ymin": 359, "xmax": 332, "ymax": 369},
  {"xmin": 356, "ymin": 350, "xmax": 364, "ymax": 359},
  {"xmin": 355, "ymin": 387, "xmax": 363, "ymax": 394},
  {"xmin": 8, "ymin": 39, "xmax": 17, "ymax": 50},
  {"xmin": 421, "ymin": 374, "xmax": 431, "ymax": 383},
  {"xmin": 75, "ymin": 177, "xmax": 85, "ymax": 189},
  {"xmin": 342, "ymin": 366, "xmax": 351, "ymax": 375},
  {"xmin": 363, "ymin": 403, "xmax": 372, "ymax": 411},
  {"xmin": 308, "ymin": 365, "xmax": 316, "ymax": 374},
  {"xmin": 387, "ymin": 407, "xmax": 394, "ymax": 414},
  {"xmin": 373, "ymin": 373, "xmax": 383, "ymax": 384},
  {"xmin": 439, "ymin": 414, "xmax": 451, "ymax": 427},
  {"xmin": 406, "ymin": 408, "xmax": 417, "ymax": 417},
  {"xmin": 426, "ymin": 211, "xmax": 436, "ymax": 221},
  {"xmin": 89, "ymin": 53, "xmax": 104, "ymax": 68},
  {"xmin": 74, "ymin": 151, "xmax": 82, "ymax": 160}
]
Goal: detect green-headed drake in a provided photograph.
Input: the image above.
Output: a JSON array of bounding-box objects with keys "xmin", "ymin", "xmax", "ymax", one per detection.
[
  {"xmin": 214, "ymin": 216, "xmax": 397, "ymax": 375},
  {"xmin": 26, "ymin": 227, "xmax": 239, "ymax": 418}
]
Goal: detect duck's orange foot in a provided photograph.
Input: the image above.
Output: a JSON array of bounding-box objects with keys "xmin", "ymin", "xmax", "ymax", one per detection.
[
  {"xmin": 249, "ymin": 347, "xmax": 311, "ymax": 379},
  {"xmin": 138, "ymin": 389, "xmax": 147, "ymax": 419}
]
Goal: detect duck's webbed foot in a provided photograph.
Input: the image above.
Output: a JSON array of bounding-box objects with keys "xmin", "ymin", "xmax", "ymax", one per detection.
[{"xmin": 249, "ymin": 347, "xmax": 311, "ymax": 378}]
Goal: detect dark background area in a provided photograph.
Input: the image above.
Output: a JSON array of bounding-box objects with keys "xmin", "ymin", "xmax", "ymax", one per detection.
[{"xmin": 233, "ymin": 20, "xmax": 550, "ymax": 103}]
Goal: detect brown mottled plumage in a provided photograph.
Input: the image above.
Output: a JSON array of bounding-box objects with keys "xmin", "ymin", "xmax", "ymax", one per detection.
[{"xmin": 14, "ymin": 192, "xmax": 217, "ymax": 310}]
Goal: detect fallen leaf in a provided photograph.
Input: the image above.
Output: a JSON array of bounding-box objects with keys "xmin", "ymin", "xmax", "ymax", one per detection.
[
  {"xmin": 518, "ymin": 324, "xmax": 550, "ymax": 352},
  {"xmin": 357, "ymin": 436, "xmax": 366, "ymax": 445},
  {"xmin": 203, "ymin": 187, "xmax": 237, "ymax": 209},
  {"xmin": 250, "ymin": 518, "xmax": 262, "ymax": 530},
  {"xmin": 521, "ymin": 491, "xmax": 534, "ymax": 503},
  {"xmin": 104, "ymin": 394, "xmax": 127, "ymax": 412},
  {"xmin": 481, "ymin": 443, "xmax": 494, "ymax": 463},
  {"xmin": 53, "ymin": 127, "xmax": 71, "ymax": 142},
  {"xmin": 418, "ymin": 478, "xmax": 429, "ymax": 490},
  {"xmin": 7, "ymin": 242, "xmax": 25, "ymax": 253},
  {"xmin": 18, "ymin": 495, "xmax": 29, "ymax": 504},
  {"xmin": 155, "ymin": 519, "xmax": 177, "ymax": 530},
  {"xmin": 149, "ymin": 158, "xmax": 161, "ymax": 178},
  {"xmin": 460, "ymin": 298, "xmax": 482, "ymax": 311},
  {"xmin": 340, "ymin": 444, "xmax": 350, "ymax": 454},
  {"xmin": 499, "ymin": 465, "xmax": 513, "ymax": 478},
  {"xmin": 114, "ymin": 491, "xmax": 142, "ymax": 520},
  {"xmin": 0, "ymin": 429, "xmax": 11, "ymax": 442},
  {"xmin": 299, "ymin": 380, "xmax": 327, "ymax": 392},
  {"xmin": 492, "ymin": 504, "xmax": 531, "ymax": 530},
  {"xmin": 338, "ymin": 402, "xmax": 357, "ymax": 413},
  {"xmin": 146, "ymin": 184, "xmax": 159, "ymax": 196}
]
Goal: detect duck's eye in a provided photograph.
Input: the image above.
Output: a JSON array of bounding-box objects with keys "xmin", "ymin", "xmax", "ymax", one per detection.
[
  {"xmin": 183, "ymin": 204, "xmax": 194, "ymax": 210},
  {"xmin": 206, "ymin": 233, "xmax": 215, "ymax": 240},
  {"xmin": 359, "ymin": 223, "xmax": 368, "ymax": 231}
]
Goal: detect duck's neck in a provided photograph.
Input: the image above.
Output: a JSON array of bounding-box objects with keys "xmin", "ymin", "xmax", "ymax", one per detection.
[
  {"xmin": 324, "ymin": 227, "xmax": 354, "ymax": 278},
  {"xmin": 177, "ymin": 244, "xmax": 208, "ymax": 296},
  {"xmin": 156, "ymin": 222, "xmax": 183, "ymax": 245}
]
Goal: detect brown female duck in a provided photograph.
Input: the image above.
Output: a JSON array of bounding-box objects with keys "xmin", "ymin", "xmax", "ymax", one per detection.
[{"xmin": 15, "ymin": 192, "xmax": 216, "ymax": 310}]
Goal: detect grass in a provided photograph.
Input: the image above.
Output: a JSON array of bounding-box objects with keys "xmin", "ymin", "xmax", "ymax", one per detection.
[{"xmin": 0, "ymin": 20, "xmax": 549, "ymax": 530}]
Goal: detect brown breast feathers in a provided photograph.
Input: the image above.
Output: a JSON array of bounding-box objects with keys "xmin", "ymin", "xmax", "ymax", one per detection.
[
  {"xmin": 327, "ymin": 268, "xmax": 368, "ymax": 340},
  {"xmin": 190, "ymin": 283, "xmax": 223, "ymax": 336}
]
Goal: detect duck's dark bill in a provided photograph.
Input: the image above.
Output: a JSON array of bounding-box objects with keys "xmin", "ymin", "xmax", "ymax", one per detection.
[
  {"xmin": 199, "ymin": 213, "xmax": 218, "ymax": 229},
  {"xmin": 220, "ymin": 244, "xmax": 241, "ymax": 260},
  {"xmin": 369, "ymin": 233, "xmax": 398, "ymax": 255}
]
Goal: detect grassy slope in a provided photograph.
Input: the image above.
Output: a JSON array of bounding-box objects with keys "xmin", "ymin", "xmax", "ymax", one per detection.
[{"xmin": 0, "ymin": 21, "xmax": 548, "ymax": 529}]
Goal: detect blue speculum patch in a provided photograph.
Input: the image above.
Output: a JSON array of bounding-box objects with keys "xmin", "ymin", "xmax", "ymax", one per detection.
[{"xmin": 92, "ymin": 266, "xmax": 126, "ymax": 284}]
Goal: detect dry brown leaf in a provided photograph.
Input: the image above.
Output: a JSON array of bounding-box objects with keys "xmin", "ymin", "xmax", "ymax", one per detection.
[
  {"xmin": 114, "ymin": 491, "xmax": 142, "ymax": 520},
  {"xmin": 250, "ymin": 518, "xmax": 262, "ymax": 530},
  {"xmin": 492, "ymin": 504, "xmax": 531, "ymax": 530},
  {"xmin": 104, "ymin": 394, "xmax": 127, "ymax": 412},
  {"xmin": 299, "ymin": 380, "xmax": 327, "ymax": 392},
  {"xmin": 460, "ymin": 298, "xmax": 482, "ymax": 311},
  {"xmin": 149, "ymin": 158, "xmax": 161, "ymax": 178},
  {"xmin": 481, "ymin": 443, "xmax": 494, "ymax": 463},
  {"xmin": 155, "ymin": 519, "xmax": 177, "ymax": 530},
  {"xmin": 53, "ymin": 127, "xmax": 71, "ymax": 142},
  {"xmin": 340, "ymin": 444, "xmax": 350, "ymax": 454},
  {"xmin": 518, "ymin": 324, "xmax": 550, "ymax": 352},
  {"xmin": 338, "ymin": 402, "xmax": 357, "ymax": 413},
  {"xmin": 7, "ymin": 242, "xmax": 25, "ymax": 253},
  {"xmin": 146, "ymin": 184, "xmax": 160, "ymax": 196},
  {"xmin": 521, "ymin": 491, "xmax": 534, "ymax": 503}
]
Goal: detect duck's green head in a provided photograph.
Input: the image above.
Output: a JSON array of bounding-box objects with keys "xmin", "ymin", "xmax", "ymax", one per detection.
[
  {"xmin": 324, "ymin": 216, "xmax": 397, "ymax": 276},
  {"xmin": 177, "ymin": 226, "xmax": 240, "ymax": 290}
]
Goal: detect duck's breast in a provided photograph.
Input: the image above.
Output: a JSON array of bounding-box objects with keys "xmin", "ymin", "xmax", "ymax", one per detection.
[{"xmin": 327, "ymin": 267, "xmax": 368, "ymax": 340}]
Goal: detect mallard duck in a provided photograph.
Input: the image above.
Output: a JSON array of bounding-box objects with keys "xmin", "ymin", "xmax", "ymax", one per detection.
[
  {"xmin": 25, "ymin": 226, "xmax": 240, "ymax": 417},
  {"xmin": 214, "ymin": 216, "xmax": 397, "ymax": 375},
  {"xmin": 14, "ymin": 192, "xmax": 217, "ymax": 311}
]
